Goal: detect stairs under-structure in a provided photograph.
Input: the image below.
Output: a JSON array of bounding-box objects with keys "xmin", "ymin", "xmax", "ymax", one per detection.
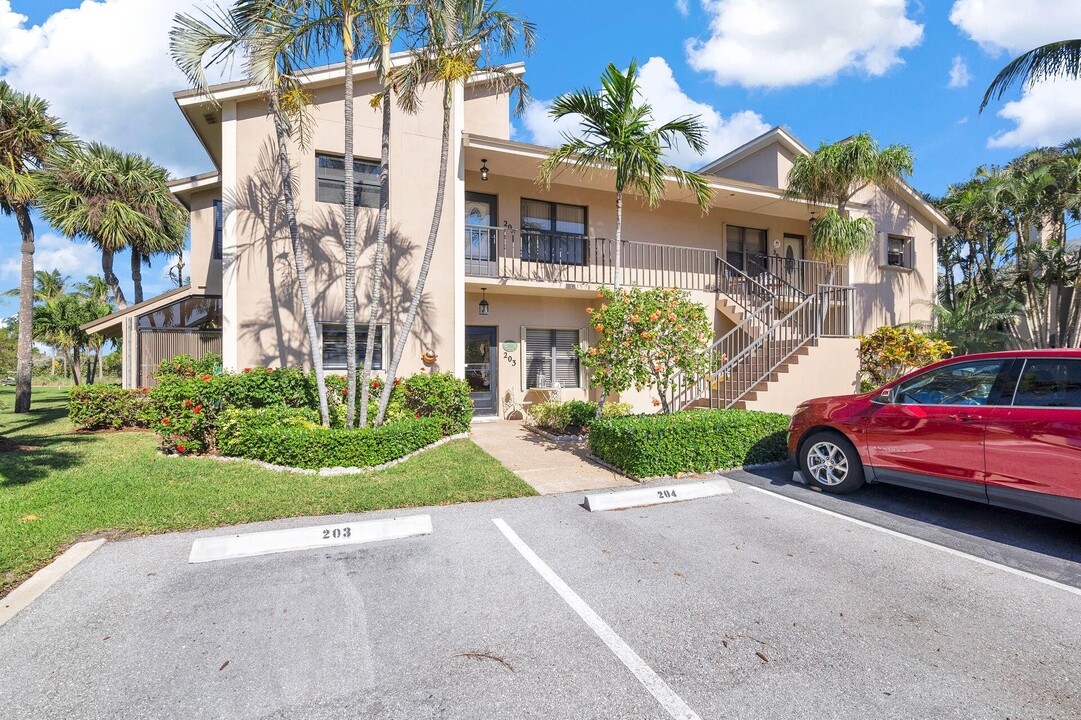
[{"xmin": 674, "ymin": 260, "xmax": 856, "ymax": 412}]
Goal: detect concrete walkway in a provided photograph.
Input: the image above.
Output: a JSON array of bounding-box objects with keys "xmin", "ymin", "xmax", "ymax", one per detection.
[{"xmin": 469, "ymin": 421, "xmax": 633, "ymax": 495}]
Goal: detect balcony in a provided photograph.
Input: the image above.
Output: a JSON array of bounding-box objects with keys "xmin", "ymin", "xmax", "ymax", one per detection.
[{"xmin": 465, "ymin": 225, "xmax": 720, "ymax": 292}]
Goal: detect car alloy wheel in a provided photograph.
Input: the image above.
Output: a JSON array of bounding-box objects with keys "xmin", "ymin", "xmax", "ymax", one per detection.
[{"xmin": 805, "ymin": 440, "xmax": 849, "ymax": 486}]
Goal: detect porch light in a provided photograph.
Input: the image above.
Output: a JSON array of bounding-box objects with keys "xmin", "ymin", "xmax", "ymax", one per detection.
[
  {"xmin": 480, "ymin": 158, "xmax": 489, "ymax": 181},
  {"xmin": 479, "ymin": 288, "xmax": 490, "ymax": 315}
]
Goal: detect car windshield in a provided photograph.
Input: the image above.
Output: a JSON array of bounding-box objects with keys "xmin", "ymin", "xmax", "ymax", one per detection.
[{"xmin": 894, "ymin": 360, "xmax": 1005, "ymax": 406}]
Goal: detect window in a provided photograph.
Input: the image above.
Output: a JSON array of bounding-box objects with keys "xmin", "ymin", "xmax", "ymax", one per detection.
[
  {"xmin": 886, "ymin": 234, "xmax": 911, "ymax": 268},
  {"xmin": 1013, "ymin": 359, "xmax": 1081, "ymax": 407},
  {"xmin": 525, "ymin": 328, "xmax": 580, "ymax": 388},
  {"xmin": 137, "ymin": 297, "xmax": 222, "ymax": 331},
  {"xmin": 894, "ymin": 360, "xmax": 1005, "ymax": 406},
  {"xmin": 520, "ymin": 199, "xmax": 588, "ymax": 265},
  {"xmin": 726, "ymin": 225, "xmax": 767, "ymax": 273},
  {"xmin": 321, "ymin": 323, "xmax": 385, "ymax": 370},
  {"xmin": 212, "ymin": 199, "xmax": 223, "ymax": 260},
  {"xmin": 316, "ymin": 153, "xmax": 381, "ymax": 208}
]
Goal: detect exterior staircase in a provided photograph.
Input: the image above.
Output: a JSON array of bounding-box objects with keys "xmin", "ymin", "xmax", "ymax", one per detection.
[{"xmin": 674, "ymin": 260, "xmax": 855, "ymax": 411}]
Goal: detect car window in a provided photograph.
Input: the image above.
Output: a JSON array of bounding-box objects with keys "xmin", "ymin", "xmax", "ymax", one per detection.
[
  {"xmin": 1013, "ymin": 359, "xmax": 1081, "ymax": 407},
  {"xmin": 894, "ymin": 360, "xmax": 1005, "ymax": 406}
]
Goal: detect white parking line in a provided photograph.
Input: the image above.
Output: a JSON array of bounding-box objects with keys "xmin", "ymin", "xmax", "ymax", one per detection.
[
  {"xmin": 492, "ymin": 518, "xmax": 701, "ymax": 720},
  {"xmin": 741, "ymin": 484, "xmax": 1081, "ymax": 598}
]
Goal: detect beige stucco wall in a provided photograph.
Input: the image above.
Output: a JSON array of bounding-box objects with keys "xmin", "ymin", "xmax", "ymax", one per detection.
[
  {"xmin": 229, "ymin": 76, "xmax": 459, "ymax": 377},
  {"xmin": 846, "ymin": 184, "xmax": 937, "ymax": 334},
  {"xmin": 188, "ymin": 188, "xmax": 221, "ymax": 296},
  {"xmin": 742, "ymin": 337, "xmax": 860, "ymax": 414},
  {"xmin": 464, "ymin": 85, "xmax": 510, "ymax": 139}
]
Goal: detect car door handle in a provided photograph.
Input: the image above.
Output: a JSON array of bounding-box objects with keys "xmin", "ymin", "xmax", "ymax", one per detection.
[{"xmin": 949, "ymin": 414, "xmax": 980, "ymax": 423}]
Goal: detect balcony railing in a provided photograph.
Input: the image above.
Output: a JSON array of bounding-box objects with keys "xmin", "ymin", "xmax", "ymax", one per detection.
[
  {"xmin": 465, "ymin": 225, "xmax": 719, "ymax": 292},
  {"xmin": 752, "ymin": 254, "xmax": 846, "ymax": 297}
]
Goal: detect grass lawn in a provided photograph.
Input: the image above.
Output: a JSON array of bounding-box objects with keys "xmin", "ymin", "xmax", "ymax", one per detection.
[{"xmin": 0, "ymin": 386, "xmax": 535, "ymax": 597}]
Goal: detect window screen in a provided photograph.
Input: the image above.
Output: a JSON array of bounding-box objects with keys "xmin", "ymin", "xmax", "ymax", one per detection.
[
  {"xmin": 321, "ymin": 324, "xmax": 384, "ymax": 370},
  {"xmin": 525, "ymin": 329, "xmax": 580, "ymax": 388},
  {"xmin": 316, "ymin": 154, "xmax": 381, "ymax": 208},
  {"xmin": 1013, "ymin": 359, "xmax": 1081, "ymax": 408},
  {"xmin": 887, "ymin": 235, "xmax": 909, "ymax": 268},
  {"xmin": 212, "ymin": 199, "xmax": 223, "ymax": 260}
]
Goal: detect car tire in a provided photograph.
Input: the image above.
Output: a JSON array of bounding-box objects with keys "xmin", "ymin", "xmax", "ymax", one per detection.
[{"xmin": 799, "ymin": 431, "xmax": 865, "ymax": 494}]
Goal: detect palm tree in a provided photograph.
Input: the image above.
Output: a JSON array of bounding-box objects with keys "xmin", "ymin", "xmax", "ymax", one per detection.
[
  {"xmin": 32, "ymin": 293, "xmax": 92, "ymax": 385},
  {"xmin": 982, "ymin": 40, "xmax": 1081, "ymax": 112},
  {"xmin": 785, "ymin": 133, "xmax": 914, "ymax": 284},
  {"xmin": 0, "ymin": 81, "xmax": 71, "ymax": 413},
  {"xmin": 539, "ymin": 61, "xmax": 714, "ymax": 288},
  {"xmin": 371, "ymin": 0, "xmax": 535, "ymax": 426},
  {"xmin": 75, "ymin": 274, "xmax": 114, "ymax": 382},
  {"xmin": 4, "ymin": 269, "xmax": 71, "ymax": 304},
  {"xmin": 171, "ymin": 0, "xmax": 331, "ymax": 426},
  {"xmin": 38, "ymin": 142, "xmax": 188, "ymax": 307}
]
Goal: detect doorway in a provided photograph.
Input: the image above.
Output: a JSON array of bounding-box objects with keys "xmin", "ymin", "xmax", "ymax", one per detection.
[
  {"xmin": 465, "ymin": 192, "xmax": 498, "ymax": 277},
  {"xmin": 782, "ymin": 233, "xmax": 805, "ymax": 284},
  {"xmin": 465, "ymin": 326, "xmax": 498, "ymax": 417}
]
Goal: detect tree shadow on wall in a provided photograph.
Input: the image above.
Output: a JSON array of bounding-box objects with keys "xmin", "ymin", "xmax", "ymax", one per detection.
[{"xmin": 229, "ymin": 142, "xmax": 438, "ymax": 369}]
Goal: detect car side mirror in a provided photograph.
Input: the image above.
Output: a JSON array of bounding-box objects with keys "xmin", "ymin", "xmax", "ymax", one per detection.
[{"xmin": 871, "ymin": 389, "xmax": 893, "ymax": 405}]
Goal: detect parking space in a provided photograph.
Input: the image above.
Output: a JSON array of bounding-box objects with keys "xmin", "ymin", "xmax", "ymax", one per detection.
[{"xmin": 1, "ymin": 477, "xmax": 1079, "ymax": 719}]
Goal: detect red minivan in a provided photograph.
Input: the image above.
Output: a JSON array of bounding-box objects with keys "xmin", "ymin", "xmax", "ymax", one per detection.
[{"xmin": 788, "ymin": 350, "xmax": 1081, "ymax": 523}]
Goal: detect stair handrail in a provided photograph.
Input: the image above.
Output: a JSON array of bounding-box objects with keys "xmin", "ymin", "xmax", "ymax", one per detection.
[{"xmin": 715, "ymin": 256, "xmax": 774, "ymax": 313}]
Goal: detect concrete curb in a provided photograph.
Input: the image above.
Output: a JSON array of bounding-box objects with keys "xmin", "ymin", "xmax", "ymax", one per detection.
[
  {"xmin": 1, "ymin": 539, "xmax": 106, "ymax": 628},
  {"xmin": 159, "ymin": 433, "xmax": 470, "ymax": 476},
  {"xmin": 584, "ymin": 455, "xmax": 789, "ymax": 483}
]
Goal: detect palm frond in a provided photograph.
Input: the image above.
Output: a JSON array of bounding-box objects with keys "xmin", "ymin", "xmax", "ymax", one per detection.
[{"xmin": 982, "ymin": 40, "xmax": 1081, "ymax": 112}]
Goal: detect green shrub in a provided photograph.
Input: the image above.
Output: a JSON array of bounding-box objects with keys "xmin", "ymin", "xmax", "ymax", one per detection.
[
  {"xmin": 531, "ymin": 399, "xmax": 632, "ymax": 434},
  {"xmin": 588, "ymin": 409, "xmax": 790, "ymax": 478},
  {"xmin": 218, "ymin": 409, "xmax": 444, "ymax": 469},
  {"xmin": 153, "ymin": 353, "xmax": 222, "ymax": 381},
  {"xmin": 68, "ymin": 386, "xmax": 154, "ymax": 430},
  {"xmin": 399, "ymin": 371, "xmax": 472, "ymax": 433}
]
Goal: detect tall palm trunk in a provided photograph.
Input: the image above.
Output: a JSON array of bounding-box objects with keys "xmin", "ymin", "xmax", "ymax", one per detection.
[
  {"xmin": 13, "ymin": 204, "xmax": 34, "ymax": 413},
  {"xmin": 70, "ymin": 346, "xmax": 82, "ymax": 386},
  {"xmin": 375, "ymin": 79, "xmax": 453, "ymax": 425},
  {"xmin": 343, "ymin": 13, "xmax": 359, "ymax": 428},
  {"xmin": 102, "ymin": 248, "xmax": 127, "ymax": 309},
  {"xmin": 130, "ymin": 247, "xmax": 143, "ymax": 304},
  {"xmin": 614, "ymin": 190, "xmax": 622, "ymax": 287},
  {"xmin": 359, "ymin": 40, "xmax": 392, "ymax": 429},
  {"xmin": 269, "ymin": 91, "xmax": 330, "ymax": 426}
]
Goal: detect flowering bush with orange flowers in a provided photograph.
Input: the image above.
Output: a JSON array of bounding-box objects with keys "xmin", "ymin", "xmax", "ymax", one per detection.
[{"xmin": 581, "ymin": 287, "xmax": 712, "ymax": 413}]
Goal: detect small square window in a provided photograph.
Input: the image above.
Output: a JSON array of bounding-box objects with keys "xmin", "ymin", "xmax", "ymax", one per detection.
[
  {"xmin": 316, "ymin": 153, "xmax": 381, "ymax": 208},
  {"xmin": 886, "ymin": 235, "xmax": 910, "ymax": 268},
  {"xmin": 321, "ymin": 323, "xmax": 385, "ymax": 370}
]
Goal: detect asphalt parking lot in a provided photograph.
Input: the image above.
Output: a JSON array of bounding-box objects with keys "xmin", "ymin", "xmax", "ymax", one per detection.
[{"xmin": 1, "ymin": 467, "xmax": 1079, "ymax": 719}]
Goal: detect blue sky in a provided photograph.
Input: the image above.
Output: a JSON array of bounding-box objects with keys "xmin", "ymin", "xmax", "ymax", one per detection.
[{"xmin": 2, "ymin": 0, "xmax": 1081, "ymax": 320}]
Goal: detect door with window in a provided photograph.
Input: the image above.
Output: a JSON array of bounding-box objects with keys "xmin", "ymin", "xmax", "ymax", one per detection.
[
  {"xmin": 985, "ymin": 358, "xmax": 1081, "ymax": 517},
  {"xmin": 465, "ymin": 326, "xmax": 498, "ymax": 417},
  {"xmin": 782, "ymin": 233, "xmax": 804, "ymax": 281},
  {"xmin": 861, "ymin": 359, "xmax": 1013, "ymax": 501},
  {"xmin": 465, "ymin": 192, "xmax": 498, "ymax": 277}
]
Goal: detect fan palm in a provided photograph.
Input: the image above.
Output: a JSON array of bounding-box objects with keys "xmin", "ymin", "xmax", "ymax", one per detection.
[
  {"xmin": 785, "ymin": 133, "xmax": 914, "ymax": 283},
  {"xmin": 538, "ymin": 61, "xmax": 714, "ymax": 288},
  {"xmin": 38, "ymin": 142, "xmax": 188, "ymax": 307},
  {"xmin": 371, "ymin": 0, "xmax": 535, "ymax": 426},
  {"xmin": 171, "ymin": 0, "xmax": 331, "ymax": 426},
  {"xmin": 982, "ymin": 40, "xmax": 1081, "ymax": 112},
  {"xmin": 4, "ymin": 269, "xmax": 71, "ymax": 304},
  {"xmin": 32, "ymin": 293, "xmax": 94, "ymax": 385},
  {"xmin": 0, "ymin": 81, "xmax": 71, "ymax": 413}
]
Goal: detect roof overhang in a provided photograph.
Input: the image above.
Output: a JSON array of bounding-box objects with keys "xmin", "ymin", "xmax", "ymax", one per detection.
[
  {"xmin": 168, "ymin": 171, "xmax": 221, "ymax": 208},
  {"xmin": 175, "ymin": 52, "xmax": 526, "ymax": 171},
  {"xmin": 82, "ymin": 285, "xmax": 194, "ymax": 336},
  {"xmin": 463, "ymin": 133, "xmax": 822, "ymax": 221}
]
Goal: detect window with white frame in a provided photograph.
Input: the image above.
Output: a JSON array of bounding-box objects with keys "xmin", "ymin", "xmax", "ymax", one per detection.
[
  {"xmin": 321, "ymin": 323, "xmax": 385, "ymax": 370},
  {"xmin": 886, "ymin": 234, "xmax": 913, "ymax": 269},
  {"xmin": 525, "ymin": 328, "xmax": 580, "ymax": 388},
  {"xmin": 315, "ymin": 153, "xmax": 381, "ymax": 208}
]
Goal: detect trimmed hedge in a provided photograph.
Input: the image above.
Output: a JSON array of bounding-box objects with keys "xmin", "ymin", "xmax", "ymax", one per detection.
[
  {"xmin": 588, "ymin": 409, "xmax": 790, "ymax": 478},
  {"xmin": 68, "ymin": 386, "xmax": 154, "ymax": 430},
  {"xmin": 217, "ymin": 407, "xmax": 445, "ymax": 469}
]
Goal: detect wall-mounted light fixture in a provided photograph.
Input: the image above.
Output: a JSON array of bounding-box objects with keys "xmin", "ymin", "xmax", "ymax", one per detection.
[
  {"xmin": 479, "ymin": 287, "xmax": 490, "ymax": 315},
  {"xmin": 480, "ymin": 158, "xmax": 489, "ymax": 182}
]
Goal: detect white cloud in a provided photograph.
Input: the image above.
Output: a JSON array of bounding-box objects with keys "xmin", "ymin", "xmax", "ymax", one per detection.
[
  {"xmin": 675, "ymin": 0, "xmax": 690, "ymax": 17},
  {"xmin": 521, "ymin": 57, "xmax": 770, "ymax": 170},
  {"xmin": 0, "ymin": 0, "xmax": 236, "ymax": 177},
  {"xmin": 949, "ymin": 0, "xmax": 1081, "ymax": 55},
  {"xmin": 685, "ymin": 0, "xmax": 923, "ymax": 88},
  {"xmin": 988, "ymin": 77, "xmax": 1081, "ymax": 148},
  {"xmin": 948, "ymin": 56, "xmax": 971, "ymax": 89},
  {"xmin": 0, "ymin": 233, "xmax": 100, "ymax": 283}
]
